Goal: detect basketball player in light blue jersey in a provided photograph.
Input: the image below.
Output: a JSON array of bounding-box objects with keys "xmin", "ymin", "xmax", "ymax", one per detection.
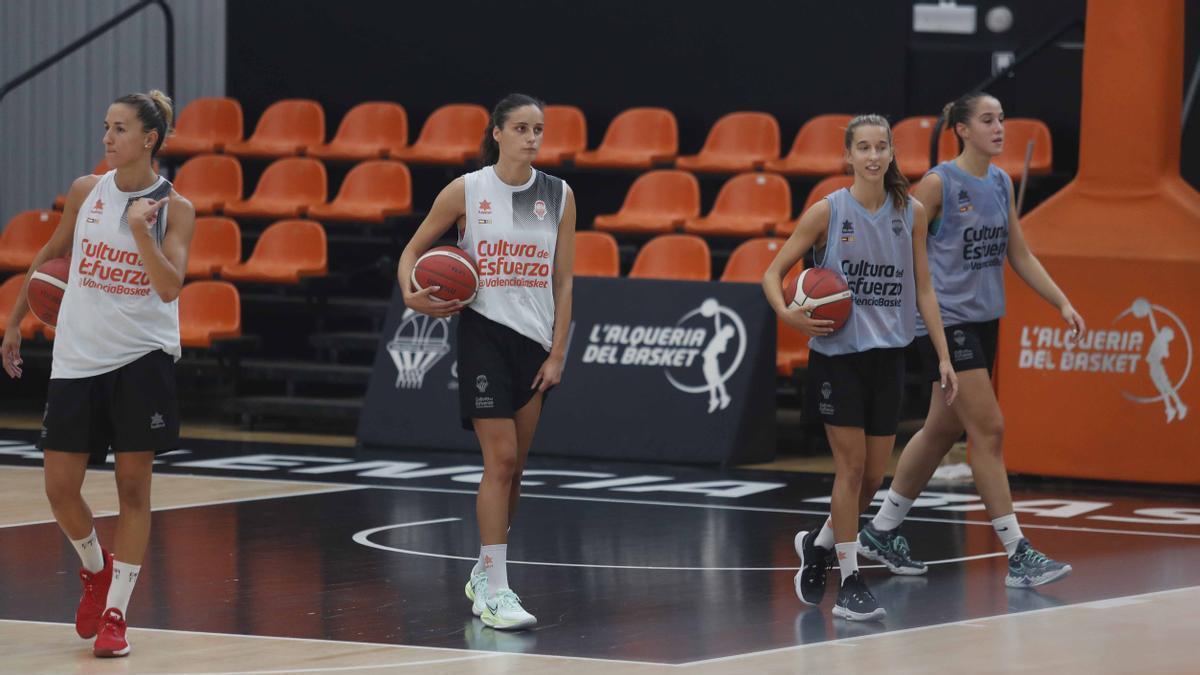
[
  {"xmin": 764, "ymin": 115, "xmax": 958, "ymax": 621},
  {"xmin": 858, "ymin": 92, "xmax": 1085, "ymax": 588}
]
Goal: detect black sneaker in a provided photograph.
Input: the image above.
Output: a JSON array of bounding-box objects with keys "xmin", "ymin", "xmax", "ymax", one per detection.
[
  {"xmin": 858, "ymin": 522, "xmax": 928, "ymax": 575},
  {"xmin": 793, "ymin": 529, "xmax": 832, "ymax": 606},
  {"xmin": 1006, "ymin": 539, "xmax": 1072, "ymax": 588},
  {"xmin": 832, "ymin": 571, "xmax": 886, "ymax": 621}
]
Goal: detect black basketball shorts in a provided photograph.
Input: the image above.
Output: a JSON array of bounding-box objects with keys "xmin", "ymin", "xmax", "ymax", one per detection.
[
  {"xmin": 457, "ymin": 308, "xmax": 550, "ymax": 430},
  {"xmin": 807, "ymin": 347, "xmax": 905, "ymax": 436},
  {"xmin": 38, "ymin": 350, "xmax": 180, "ymax": 464},
  {"xmin": 917, "ymin": 319, "xmax": 999, "ymax": 381}
]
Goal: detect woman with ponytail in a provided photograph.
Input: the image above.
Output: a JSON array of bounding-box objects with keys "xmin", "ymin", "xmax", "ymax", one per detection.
[
  {"xmin": 858, "ymin": 93, "xmax": 1084, "ymax": 588},
  {"xmin": 1, "ymin": 90, "xmax": 195, "ymax": 658},
  {"xmin": 397, "ymin": 93, "xmax": 575, "ymax": 631},
  {"xmin": 763, "ymin": 114, "xmax": 956, "ymax": 621}
]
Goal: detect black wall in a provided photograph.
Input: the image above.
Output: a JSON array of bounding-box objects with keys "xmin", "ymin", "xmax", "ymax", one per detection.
[{"xmin": 227, "ymin": 0, "xmax": 1200, "ymax": 210}]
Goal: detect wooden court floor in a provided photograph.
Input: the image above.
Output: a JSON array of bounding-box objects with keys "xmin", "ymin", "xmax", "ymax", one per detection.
[{"xmin": 0, "ymin": 431, "xmax": 1197, "ymax": 674}]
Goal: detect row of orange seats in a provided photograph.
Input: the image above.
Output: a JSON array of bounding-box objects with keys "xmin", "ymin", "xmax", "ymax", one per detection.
[
  {"xmin": 0, "ymin": 275, "xmax": 240, "ymax": 349},
  {"xmin": 159, "ymin": 98, "xmax": 1052, "ymax": 179}
]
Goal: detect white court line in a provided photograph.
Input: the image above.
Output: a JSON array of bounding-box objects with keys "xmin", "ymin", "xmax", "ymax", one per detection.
[
  {"xmin": 678, "ymin": 584, "xmax": 1200, "ymax": 667},
  {"xmin": 353, "ymin": 518, "xmax": 1008, "ymax": 571},
  {"xmin": 0, "ymin": 465, "xmax": 366, "ymax": 529},
  {"xmin": 0, "ymin": 619, "xmax": 674, "ymax": 669},
  {"xmin": 175, "ymin": 653, "xmax": 500, "ymax": 674},
  {"xmin": 2, "ymin": 463, "xmax": 1198, "ymax": 541}
]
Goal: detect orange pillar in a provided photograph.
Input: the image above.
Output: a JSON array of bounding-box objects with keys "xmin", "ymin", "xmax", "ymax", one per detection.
[{"xmin": 996, "ymin": 0, "xmax": 1200, "ymax": 483}]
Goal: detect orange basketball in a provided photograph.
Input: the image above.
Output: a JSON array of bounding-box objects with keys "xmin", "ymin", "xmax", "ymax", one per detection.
[
  {"xmin": 783, "ymin": 267, "xmax": 853, "ymax": 331},
  {"xmin": 27, "ymin": 256, "xmax": 71, "ymax": 327},
  {"xmin": 411, "ymin": 246, "xmax": 479, "ymax": 304}
]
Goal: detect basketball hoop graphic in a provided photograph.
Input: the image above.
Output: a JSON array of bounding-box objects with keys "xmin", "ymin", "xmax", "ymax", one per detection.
[{"xmin": 387, "ymin": 309, "xmax": 452, "ymax": 389}]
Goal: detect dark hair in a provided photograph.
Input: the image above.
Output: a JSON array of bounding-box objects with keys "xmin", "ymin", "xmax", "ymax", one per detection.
[
  {"xmin": 844, "ymin": 114, "xmax": 909, "ymax": 210},
  {"xmin": 941, "ymin": 91, "xmax": 992, "ymax": 153},
  {"xmin": 479, "ymin": 93, "xmax": 545, "ymax": 166},
  {"xmin": 114, "ymin": 89, "xmax": 174, "ymax": 158}
]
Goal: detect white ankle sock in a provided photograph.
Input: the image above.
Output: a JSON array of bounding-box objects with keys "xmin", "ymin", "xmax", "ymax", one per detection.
[
  {"xmin": 992, "ymin": 514, "xmax": 1024, "ymax": 557},
  {"xmin": 814, "ymin": 519, "xmax": 835, "ymax": 550},
  {"xmin": 70, "ymin": 528, "xmax": 104, "ymax": 573},
  {"xmin": 471, "ymin": 548, "xmax": 486, "ymax": 576},
  {"xmin": 835, "ymin": 542, "xmax": 859, "ymax": 580},
  {"xmin": 481, "ymin": 544, "xmax": 508, "ymax": 596},
  {"xmin": 871, "ymin": 489, "xmax": 914, "ymax": 532},
  {"xmin": 106, "ymin": 560, "xmax": 141, "ymax": 615}
]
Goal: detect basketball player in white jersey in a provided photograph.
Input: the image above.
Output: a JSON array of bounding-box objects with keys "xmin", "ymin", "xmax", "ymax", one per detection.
[
  {"xmin": 2, "ymin": 91, "xmax": 195, "ymax": 657},
  {"xmin": 763, "ymin": 115, "xmax": 958, "ymax": 620},
  {"xmin": 859, "ymin": 93, "xmax": 1084, "ymax": 588},
  {"xmin": 397, "ymin": 93, "xmax": 575, "ymax": 630}
]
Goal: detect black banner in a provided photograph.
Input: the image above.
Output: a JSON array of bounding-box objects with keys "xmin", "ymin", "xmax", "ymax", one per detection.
[{"xmin": 357, "ymin": 277, "xmax": 777, "ymax": 465}]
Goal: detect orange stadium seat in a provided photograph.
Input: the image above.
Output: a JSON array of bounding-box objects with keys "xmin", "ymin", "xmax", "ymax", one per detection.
[
  {"xmin": 893, "ymin": 116, "xmax": 956, "ymax": 179},
  {"xmin": 173, "ymin": 154, "xmax": 243, "ymax": 215},
  {"xmin": 186, "ymin": 217, "xmax": 242, "ymax": 279},
  {"xmin": 159, "ymin": 97, "xmax": 244, "ymax": 159},
  {"xmin": 178, "ymin": 281, "xmax": 242, "ymax": 348},
  {"xmin": 720, "ymin": 238, "xmax": 808, "ymax": 373},
  {"xmin": 220, "ymin": 219, "xmax": 327, "ymax": 284},
  {"xmin": 534, "ymin": 105, "xmax": 587, "ymax": 167},
  {"xmin": 629, "ymin": 234, "xmax": 711, "ymax": 281},
  {"xmin": 992, "ymin": 118, "xmax": 1054, "ymax": 178},
  {"xmin": 308, "ymin": 102, "xmax": 408, "ymax": 162},
  {"xmin": 0, "ymin": 210, "xmax": 60, "ymax": 272},
  {"xmin": 676, "ymin": 112, "xmax": 780, "ymax": 173},
  {"xmin": 308, "ymin": 160, "xmax": 412, "ymax": 223},
  {"xmin": 683, "ymin": 172, "xmax": 791, "ymax": 238},
  {"xmin": 775, "ymin": 174, "xmax": 854, "ymax": 237},
  {"xmin": 0, "ymin": 275, "xmax": 43, "ymax": 340},
  {"xmin": 574, "ymin": 231, "xmax": 620, "ymax": 277},
  {"xmin": 765, "ymin": 114, "xmax": 853, "ymax": 176},
  {"xmin": 391, "ymin": 104, "xmax": 489, "ymax": 165},
  {"xmin": 223, "ymin": 157, "xmax": 327, "ymax": 220},
  {"xmin": 225, "ymin": 99, "xmax": 325, "ymax": 159},
  {"xmin": 537, "ymin": 106, "xmax": 588, "ymax": 168},
  {"xmin": 593, "ymin": 170, "xmax": 700, "ymax": 235},
  {"xmin": 573, "ymin": 107, "xmax": 678, "ymax": 169}
]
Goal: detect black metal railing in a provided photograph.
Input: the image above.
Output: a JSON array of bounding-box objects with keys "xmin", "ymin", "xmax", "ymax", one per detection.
[
  {"xmin": 929, "ymin": 17, "xmax": 1085, "ymax": 169},
  {"xmin": 0, "ymin": 0, "xmax": 175, "ymax": 105}
]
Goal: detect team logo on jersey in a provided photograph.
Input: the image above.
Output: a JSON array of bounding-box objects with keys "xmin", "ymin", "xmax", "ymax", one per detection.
[
  {"xmin": 1017, "ymin": 297, "xmax": 1192, "ymax": 424},
  {"xmin": 891, "ymin": 218, "xmax": 904, "ymax": 236},
  {"xmin": 821, "ymin": 381, "xmax": 832, "ymax": 399},
  {"xmin": 478, "ymin": 200, "xmax": 492, "ymax": 214},
  {"xmin": 957, "ymin": 189, "xmax": 974, "ymax": 213},
  {"xmin": 387, "ymin": 309, "xmax": 452, "ymax": 389},
  {"xmin": 533, "ymin": 199, "xmax": 548, "ymax": 221},
  {"xmin": 475, "ymin": 375, "xmax": 489, "ymax": 393},
  {"xmin": 953, "ymin": 329, "xmax": 967, "ymax": 346},
  {"xmin": 90, "ymin": 199, "xmax": 104, "ymax": 214},
  {"xmin": 840, "ymin": 219, "xmax": 856, "ymax": 244}
]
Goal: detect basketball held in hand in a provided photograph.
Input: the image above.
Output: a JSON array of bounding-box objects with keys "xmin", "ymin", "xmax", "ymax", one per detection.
[
  {"xmin": 411, "ymin": 246, "xmax": 480, "ymax": 304},
  {"xmin": 27, "ymin": 256, "xmax": 71, "ymax": 327},
  {"xmin": 783, "ymin": 267, "xmax": 853, "ymax": 332}
]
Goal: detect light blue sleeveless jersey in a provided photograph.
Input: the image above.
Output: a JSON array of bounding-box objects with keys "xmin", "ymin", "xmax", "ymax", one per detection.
[
  {"xmin": 808, "ymin": 188, "xmax": 916, "ymax": 357},
  {"xmin": 915, "ymin": 160, "xmax": 1011, "ymax": 335}
]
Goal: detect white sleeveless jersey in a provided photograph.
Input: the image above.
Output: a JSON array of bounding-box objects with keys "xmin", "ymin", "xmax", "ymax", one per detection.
[
  {"xmin": 51, "ymin": 170, "xmax": 180, "ymax": 379},
  {"xmin": 459, "ymin": 166, "xmax": 567, "ymax": 350}
]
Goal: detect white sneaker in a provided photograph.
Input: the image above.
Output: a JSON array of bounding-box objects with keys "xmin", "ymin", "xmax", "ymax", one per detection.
[
  {"xmin": 464, "ymin": 571, "xmax": 488, "ymax": 617},
  {"xmin": 481, "ymin": 588, "xmax": 537, "ymax": 630}
]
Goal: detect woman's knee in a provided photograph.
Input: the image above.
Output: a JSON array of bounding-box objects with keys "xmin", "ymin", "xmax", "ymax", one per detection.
[
  {"xmin": 44, "ymin": 477, "xmax": 82, "ymax": 510},
  {"xmin": 114, "ymin": 471, "xmax": 152, "ymax": 510}
]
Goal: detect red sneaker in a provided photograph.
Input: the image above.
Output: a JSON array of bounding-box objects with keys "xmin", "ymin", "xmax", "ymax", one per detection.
[
  {"xmin": 93, "ymin": 607, "xmax": 130, "ymax": 658},
  {"xmin": 75, "ymin": 549, "xmax": 113, "ymax": 639}
]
